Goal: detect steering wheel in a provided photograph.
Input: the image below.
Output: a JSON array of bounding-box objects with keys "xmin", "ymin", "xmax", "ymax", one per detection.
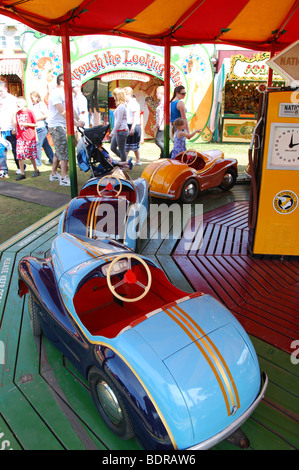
[
  {"xmin": 97, "ymin": 176, "xmax": 122, "ymax": 197},
  {"xmin": 107, "ymin": 254, "xmax": 152, "ymax": 302},
  {"xmin": 181, "ymin": 150, "xmax": 197, "ymax": 166}
]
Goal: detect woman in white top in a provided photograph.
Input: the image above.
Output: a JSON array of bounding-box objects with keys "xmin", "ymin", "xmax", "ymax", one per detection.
[
  {"xmin": 124, "ymin": 87, "xmax": 141, "ymax": 165},
  {"xmin": 30, "ymin": 91, "xmax": 54, "ymax": 166},
  {"xmin": 110, "ymin": 88, "xmax": 129, "ymax": 162}
]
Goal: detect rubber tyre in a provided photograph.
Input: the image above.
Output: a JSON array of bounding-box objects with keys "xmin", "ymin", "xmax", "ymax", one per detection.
[
  {"xmin": 28, "ymin": 293, "xmax": 42, "ymax": 337},
  {"xmin": 180, "ymin": 178, "xmax": 199, "ymax": 203},
  {"xmin": 88, "ymin": 367, "xmax": 134, "ymax": 440},
  {"xmin": 219, "ymin": 168, "xmax": 237, "ymax": 191}
]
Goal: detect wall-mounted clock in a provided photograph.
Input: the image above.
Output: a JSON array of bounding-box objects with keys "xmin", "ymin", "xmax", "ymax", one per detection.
[{"xmin": 267, "ymin": 123, "xmax": 299, "ymax": 170}]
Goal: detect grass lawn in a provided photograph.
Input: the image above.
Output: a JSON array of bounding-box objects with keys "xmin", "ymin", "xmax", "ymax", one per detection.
[{"xmin": 0, "ymin": 140, "xmax": 250, "ymax": 245}]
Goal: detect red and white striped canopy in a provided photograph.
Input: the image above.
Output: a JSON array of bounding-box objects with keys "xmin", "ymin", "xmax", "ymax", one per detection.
[{"xmin": 0, "ymin": 0, "xmax": 298, "ymax": 51}]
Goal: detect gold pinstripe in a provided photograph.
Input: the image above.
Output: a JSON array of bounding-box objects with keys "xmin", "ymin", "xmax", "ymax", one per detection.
[
  {"xmin": 174, "ymin": 304, "xmax": 240, "ymax": 409},
  {"xmin": 87, "ymin": 198, "xmax": 101, "ymax": 239},
  {"xmin": 165, "ymin": 305, "xmax": 240, "ymax": 416}
]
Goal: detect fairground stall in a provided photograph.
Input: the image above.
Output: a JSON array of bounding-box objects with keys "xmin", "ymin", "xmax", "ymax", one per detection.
[{"xmin": 221, "ymin": 52, "xmax": 284, "ymax": 142}]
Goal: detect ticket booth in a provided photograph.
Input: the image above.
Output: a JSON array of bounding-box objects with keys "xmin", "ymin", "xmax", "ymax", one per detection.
[{"xmin": 248, "ymin": 88, "xmax": 299, "ymax": 258}]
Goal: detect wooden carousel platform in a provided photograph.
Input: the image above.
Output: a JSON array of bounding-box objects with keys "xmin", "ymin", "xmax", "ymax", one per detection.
[{"xmin": 0, "ymin": 184, "xmax": 298, "ymax": 450}]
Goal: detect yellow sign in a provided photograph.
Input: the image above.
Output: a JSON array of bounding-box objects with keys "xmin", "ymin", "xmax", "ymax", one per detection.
[{"xmin": 273, "ymin": 190, "xmax": 298, "ymax": 214}]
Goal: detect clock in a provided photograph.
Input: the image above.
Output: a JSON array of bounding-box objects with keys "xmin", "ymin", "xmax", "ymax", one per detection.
[{"xmin": 267, "ymin": 123, "xmax": 299, "ymax": 170}]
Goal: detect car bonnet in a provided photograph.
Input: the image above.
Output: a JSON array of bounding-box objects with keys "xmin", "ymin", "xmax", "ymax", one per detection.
[
  {"xmin": 133, "ymin": 294, "xmax": 261, "ymax": 444},
  {"xmin": 145, "ymin": 159, "xmax": 191, "ymax": 193}
]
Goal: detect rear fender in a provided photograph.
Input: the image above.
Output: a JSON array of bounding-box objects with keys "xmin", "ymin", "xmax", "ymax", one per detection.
[
  {"xmin": 170, "ymin": 169, "xmax": 199, "ymax": 198},
  {"xmin": 143, "ymin": 160, "xmax": 196, "ymax": 199},
  {"xmin": 18, "ymin": 257, "xmax": 67, "ymax": 332},
  {"xmin": 199, "ymin": 159, "xmax": 238, "ymax": 190},
  {"xmin": 93, "ymin": 345, "xmax": 176, "ymax": 450},
  {"xmin": 18, "ymin": 257, "xmax": 54, "ymax": 300}
]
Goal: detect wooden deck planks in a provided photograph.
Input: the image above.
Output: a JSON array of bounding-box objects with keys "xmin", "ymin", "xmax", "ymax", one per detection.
[
  {"xmin": 173, "ymin": 201, "xmax": 299, "ymax": 356},
  {"xmin": 0, "ymin": 185, "xmax": 298, "ymax": 450}
]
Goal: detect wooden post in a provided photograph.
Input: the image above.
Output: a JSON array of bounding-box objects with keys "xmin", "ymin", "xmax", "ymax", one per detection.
[
  {"xmin": 164, "ymin": 37, "xmax": 171, "ymax": 158},
  {"xmin": 267, "ymin": 43, "xmax": 276, "ymax": 87},
  {"xmin": 61, "ymin": 24, "xmax": 78, "ymax": 198}
]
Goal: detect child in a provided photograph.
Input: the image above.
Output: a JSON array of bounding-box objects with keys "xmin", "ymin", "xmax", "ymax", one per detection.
[
  {"xmin": 13, "ymin": 96, "xmax": 40, "ymax": 181},
  {"xmin": 171, "ymin": 118, "xmax": 201, "ymax": 159},
  {"xmin": 0, "ymin": 136, "xmax": 11, "ymax": 178}
]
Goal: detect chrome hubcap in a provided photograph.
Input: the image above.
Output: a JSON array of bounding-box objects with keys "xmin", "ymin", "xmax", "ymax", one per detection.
[
  {"xmin": 97, "ymin": 380, "xmax": 123, "ymax": 425},
  {"xmin": 222, "ymin": 173, "xmax": 233, "ymax": 188},
  {"xmin": 185, "ymin": 183, "xmax": 196, "ymax": 199}
]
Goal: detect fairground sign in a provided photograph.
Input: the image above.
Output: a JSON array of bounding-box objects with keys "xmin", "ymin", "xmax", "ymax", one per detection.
[
  {"xmin": 229, "ymin": 52, "xmax": 283, "ymax": 81},
  {"xmin": 71, "ymin": 48, "xmax": 183, "ymax": 86},
  {"xmin": 20, "ymin": 34, "xmax": 214, "ymax": 138}
]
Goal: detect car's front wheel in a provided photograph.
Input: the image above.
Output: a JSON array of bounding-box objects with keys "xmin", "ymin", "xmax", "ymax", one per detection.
[
  {"xmin": 180, "ymin": 178, "xmax": 199, "ymax": 203},
  {"xmin": 88, "ymin": 367, "xmax": 134, "ymax": 440},
  {"xmin": 28, "ymin": 293, "xmax": 42, "ymax": 336}
]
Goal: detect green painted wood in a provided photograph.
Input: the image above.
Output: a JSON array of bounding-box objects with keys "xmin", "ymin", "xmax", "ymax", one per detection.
[
  {"xmin": 0, "ymin": 252, "xmax": 28, "ymax": 387},
  {"xmin": 0, "ymin": 384, "xmax": 65, "ymax": 450},
  {"xmin": 251, "ymin": 402, "xmax": 298, "ymax": 449},
  {"xmin": 0, "ymin": 413, "xmax": 23, "ymax": 450},
  {"xmin": 252, "ymin": 337, "xmax": 299, "ymax": 417},
  {"xmin": 0, "ymin": 208, "xmax": 64, "ymax": 253},
  {"xmin": 15, "ymin": 301, "xmax": 100, "ymax": 450},
  {"xmin": 0, "ymin": 252, "xmax": 16, "ymax": 326},
  {"xmin": 249, "ymin": 336, "xmax": 299, "ymax": 450}
]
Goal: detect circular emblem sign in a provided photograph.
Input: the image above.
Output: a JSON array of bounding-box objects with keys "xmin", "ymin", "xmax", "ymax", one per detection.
[{"xmin": 273, "ymin": 190, "xmax": 298, "ymax": 214}]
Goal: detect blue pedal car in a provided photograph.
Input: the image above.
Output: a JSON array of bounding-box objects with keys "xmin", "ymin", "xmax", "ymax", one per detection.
[
  {"xmin": 58, "ymin": 168, "xmax": 149, "ymax": 252},
  {"xmin": 71, "ymin": 124, "xmax": 150, "ymax": 252},
  {"xmin": 18, "ymin": 233, "xmax": 267, "ymax": 450}
]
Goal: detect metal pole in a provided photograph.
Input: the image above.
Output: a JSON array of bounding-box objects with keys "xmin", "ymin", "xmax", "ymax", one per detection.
[
  {"xmin": 61, "ymin": 24, "xmax": 78, "ymax": 198},
  {"xmin": 267, "ymin": 43, "xmax": 276, "ymax": 87}
]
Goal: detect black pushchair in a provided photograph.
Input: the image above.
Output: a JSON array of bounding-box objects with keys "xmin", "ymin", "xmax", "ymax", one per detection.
[{"xmin": 77, "ymin": 124, "xmax": 114, "ymax": 177}]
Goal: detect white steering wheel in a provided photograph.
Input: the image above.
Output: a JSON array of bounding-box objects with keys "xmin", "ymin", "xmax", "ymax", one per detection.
[
  {"xmin": 107, "ymin": 254, "xmax": 152, "ymax": 302},
  {"xmin": 97, "ymin": 176, "xmax": 122, "ymax": 197}
]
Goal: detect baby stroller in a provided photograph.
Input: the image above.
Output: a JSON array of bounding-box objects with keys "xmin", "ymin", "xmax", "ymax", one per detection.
[{"xmin": 77, "ymin": 124, "xmax": 114, "ymax": 177}]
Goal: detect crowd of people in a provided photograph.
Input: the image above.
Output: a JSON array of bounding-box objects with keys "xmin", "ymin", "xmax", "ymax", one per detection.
[
  {"xmin": 0, "ymin": 75, "xmax": 85, "ymax": 185},
  {"xmin": 0, "ymin": 77, "xmax": 196, "ymax": 184},
  {"xmin": 109, "ymin": 83, "xmax": 199, "ymax": 163}
]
